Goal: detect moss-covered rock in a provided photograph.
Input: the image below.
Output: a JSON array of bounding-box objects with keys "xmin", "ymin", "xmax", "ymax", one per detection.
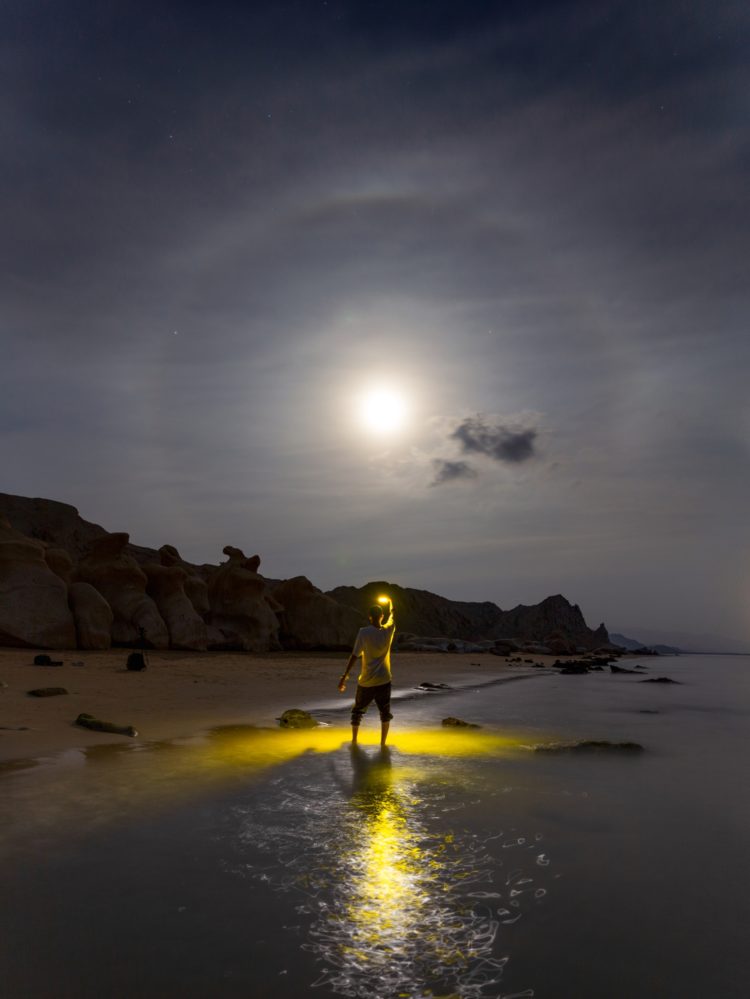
[
  {"xmin": 75, "ymin": 712, "xmax": 137, "ymax": 737},
  {"xmin": 277, "ymin": 708, "xmax": 319, "ymax": 729},
  {"xmin": 442, "ymin": 716, "xmax": 481, "ymax": 728}
]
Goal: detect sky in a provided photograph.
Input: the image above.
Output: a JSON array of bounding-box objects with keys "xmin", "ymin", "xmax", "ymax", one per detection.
[{"xmin": 2, "ymin": 0, "xmax": 749, "ymax": 643}]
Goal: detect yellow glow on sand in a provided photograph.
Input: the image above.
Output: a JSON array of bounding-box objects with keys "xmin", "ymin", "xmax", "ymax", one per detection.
[{"xmin": 358, "ymin": 386, "xmax": 409, "ymax": 434}]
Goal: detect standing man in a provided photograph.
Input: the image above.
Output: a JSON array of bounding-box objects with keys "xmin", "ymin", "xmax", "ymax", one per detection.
[{"xmin": 338, "ymin": 598, "xmax": 396, "ymax": 747}]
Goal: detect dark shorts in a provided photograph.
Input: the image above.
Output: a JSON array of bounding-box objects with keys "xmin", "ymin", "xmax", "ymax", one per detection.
[{"xmin": 351, "ymin": 682, "xmax": 392, "ymax": 725}]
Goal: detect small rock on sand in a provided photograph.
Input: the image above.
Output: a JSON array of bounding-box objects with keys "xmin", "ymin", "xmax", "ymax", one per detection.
[
  {"xmin": 27, "ymin": 687, "xmax": 68, "ymax": 697},
  {"xmin": 33, "ymin": 654, "xmax": 63, "ymax": 666}
]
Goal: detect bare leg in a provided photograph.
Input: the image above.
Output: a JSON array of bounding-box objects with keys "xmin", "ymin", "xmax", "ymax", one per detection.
[
  {"xmin": 351, "ymin": 724, "xmax": 359, "ymax": 746},
  {"xmin": 380, "ymin": 721, "xmax": 390, "ymax": 747}
]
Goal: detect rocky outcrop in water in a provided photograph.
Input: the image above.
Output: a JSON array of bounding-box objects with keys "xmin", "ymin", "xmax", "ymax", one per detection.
[
  {"xmin": 534, "ymin": 740, "xmax": 644, "ymax": 754},
  {"xmin": 278, "ymin": 708, "xmax": 319, "ymax": 728}
]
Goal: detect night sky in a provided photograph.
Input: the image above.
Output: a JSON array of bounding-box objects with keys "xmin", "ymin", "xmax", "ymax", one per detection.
[{"xmin": 3, "ymin": 1, "xmax": 748, "ymax": 644}]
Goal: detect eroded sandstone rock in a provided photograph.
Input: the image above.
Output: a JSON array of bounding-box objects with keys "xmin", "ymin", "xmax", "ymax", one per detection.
[
  {"xmin": 272, "ymin": 575, "xmax": 361, "ymax": 650},
  {"xmin": 0, "ymin": 517, "xmax": 77, "ymax": 649},
  {"xmin": 144, "ymin": 563, "xmax": 208, "ymax": 650},
  {"xmin": 158, "ymin": 544, "xmax": 210, "ymax": 616},
  {"xmin": 207, "ymin": 547, "xmax": 280, "ymax": 651},
  {"xmin": 44, "ymin": 547, "xmax": 74, "ymax": 585},
  {"xmin": 68, "ymin": 581, "xmax": 113, "ymax": 650},
  {"xmin": 75, "ymin": 533, "xmax": 168, "ymax": 648}
]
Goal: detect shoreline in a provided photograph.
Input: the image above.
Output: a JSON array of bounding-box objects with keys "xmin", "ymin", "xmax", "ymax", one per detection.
[{"xmin": 0, "ymin": 647, "xmax": 550, "ymax": 765}]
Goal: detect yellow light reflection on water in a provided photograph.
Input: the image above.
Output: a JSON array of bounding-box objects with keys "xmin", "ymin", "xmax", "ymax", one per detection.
[
  {"xmin": 346, "ymin": 759, "xmax": 434, "ymax": 961},
  {"xmin": 309, "ymin": 745, "xmax": 503, "ymax": 996}
]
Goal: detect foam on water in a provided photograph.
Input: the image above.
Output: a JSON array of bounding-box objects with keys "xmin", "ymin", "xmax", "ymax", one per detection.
[{"xmin": 219, "ymin": 747, "xmax": 549, "ymax": 998}]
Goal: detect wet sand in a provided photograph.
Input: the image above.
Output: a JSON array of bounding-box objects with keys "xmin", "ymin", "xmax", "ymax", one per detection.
[{"xmin": 0, "ymin": 647, "xmax": 548, "ymax": 763}]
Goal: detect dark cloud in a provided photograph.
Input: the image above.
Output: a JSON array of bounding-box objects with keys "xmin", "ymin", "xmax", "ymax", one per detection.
[
  {"xmin": 451, "ymin": 417, "xmax": 538, "ymax": 464},
  {"xmin": 430, "ymin": 459, "xmax": 478, "ymax": 486}
]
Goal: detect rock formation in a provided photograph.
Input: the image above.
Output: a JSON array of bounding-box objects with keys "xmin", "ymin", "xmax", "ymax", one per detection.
[
  {"xmin": 327, "ymin": 581, "xmax": 501, "ymax": 642},
  {"xmin": 0, "ymin": 492, "xmax": 158, "ymax": 564},
  {"xmin": 159, "ymin": 544, "xmax": 210, "ymax": 616},
  {"xmin": 0, "ymin": 492, "xmax": 613, "ymax": 654},
  {"xmin": 144, "ymin": 563, "xmax": 208, "ymax": 650},
  {"xmin": 68, "ymin": 581, "xmax": 114, "ymax": 649},
  {"xmin": 272, "ymin": 576, "xmax": 362, "ymax": 650},
  {"xmin": 491, "ymin": 594, "xmax": 606, "ymax": 650},
  {"xmin": 0, "ymin": 517, "xmax": 77, "ymax": 648},
  {"xmin": 207, "ymin": 547, "xmax": 281, "ymax": 651},
  {"xmin": 44, "ymin": 547, "xmax": 74, "ymax": 585},
  {"xmin": 75, "ymin": 533, "xmax": 169, "ymax": 648},
  {"xmin": 328, "ymin": 582, "xmax": 608, "ymax": 651}
]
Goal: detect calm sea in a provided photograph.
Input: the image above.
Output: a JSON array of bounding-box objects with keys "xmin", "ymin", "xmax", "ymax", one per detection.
[{"xmin": 1, "ymin": 654, "xmax": 749, "ymax": 998}]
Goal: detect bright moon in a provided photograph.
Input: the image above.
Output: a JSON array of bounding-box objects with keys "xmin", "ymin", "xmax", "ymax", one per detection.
[{"xmin": 358, "ymin": 387, "xmax": 409, "ymax": 434}]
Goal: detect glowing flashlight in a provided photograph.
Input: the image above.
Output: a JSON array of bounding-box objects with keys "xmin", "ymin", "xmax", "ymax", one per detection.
[{"xmin": 377, "ymin": 595, "xmax": 390, "ymax": 605}]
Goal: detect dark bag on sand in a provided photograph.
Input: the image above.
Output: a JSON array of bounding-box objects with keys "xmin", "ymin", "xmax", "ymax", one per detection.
[{"xmin": 126, "ymin": 652, "xmax": 147, "ymax": 671}]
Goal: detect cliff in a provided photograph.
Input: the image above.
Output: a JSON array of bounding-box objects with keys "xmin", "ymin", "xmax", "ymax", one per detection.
[
  {"xmin": 327, "ymin": 582, "xmax": 608, "ymax": 651},
  {"xmin": 0, "ymin": 494, "xmax": 359, "ymax": 652},
  {"xmin": 0, "ymin": 492, "xmax": 610, "ymax": 653}
]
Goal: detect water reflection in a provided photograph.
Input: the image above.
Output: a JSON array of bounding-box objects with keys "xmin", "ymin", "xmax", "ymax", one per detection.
[{"xmin": 289, "ymin": 748, "xmax": 519, "ymax": 998}]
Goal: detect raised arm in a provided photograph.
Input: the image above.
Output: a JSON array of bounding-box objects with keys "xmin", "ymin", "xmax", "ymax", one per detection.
[{"xmin": 382, "ymin": 598, "xmax": 395, "ymax": 630}]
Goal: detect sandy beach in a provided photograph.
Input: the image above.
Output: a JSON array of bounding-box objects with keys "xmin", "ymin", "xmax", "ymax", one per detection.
[{"xmin": 0, "ymin": 647, "xmax": 548, "ymax": 763}]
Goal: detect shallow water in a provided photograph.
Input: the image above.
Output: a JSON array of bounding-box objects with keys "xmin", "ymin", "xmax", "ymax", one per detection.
[{"xmin": 1, "ymin": 655, "xmax": 749, "ymax": 998}]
